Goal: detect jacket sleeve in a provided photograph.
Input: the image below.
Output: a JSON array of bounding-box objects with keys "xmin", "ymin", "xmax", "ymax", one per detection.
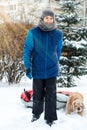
[
  {"xmin": 23, "ymin": 30, "xmax": 34, "ymax": 70},
  {"xmin": 57, "ymin": 31, "xmax": 63, "ymax": 61}
]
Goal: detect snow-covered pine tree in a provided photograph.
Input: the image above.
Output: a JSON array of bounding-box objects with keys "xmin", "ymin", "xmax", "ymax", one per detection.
[{"xmin": 55, "ymin": 0, "xmax": 87, "ymax": 87}]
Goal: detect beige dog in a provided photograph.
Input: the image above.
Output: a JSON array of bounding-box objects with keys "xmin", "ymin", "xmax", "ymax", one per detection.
[{"xmin": 66, "ymin": 92, "xmax": 84, "ymax": 116}]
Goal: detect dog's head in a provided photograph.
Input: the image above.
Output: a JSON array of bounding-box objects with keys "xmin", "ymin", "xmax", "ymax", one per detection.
[{"xmin": 72, "ymin": 99, "xmax": 84, "ymax": 113}]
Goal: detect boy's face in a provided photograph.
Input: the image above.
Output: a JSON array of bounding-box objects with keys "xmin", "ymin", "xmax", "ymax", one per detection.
[{"xmin": 43, "ymin": 16, "xmax": 54, "ymax": 24}]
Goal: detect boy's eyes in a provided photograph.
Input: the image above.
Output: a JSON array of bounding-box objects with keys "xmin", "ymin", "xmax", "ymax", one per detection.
[{"xmin": 46, "ymin": 17, "xmax": 53, "ymax": 20}]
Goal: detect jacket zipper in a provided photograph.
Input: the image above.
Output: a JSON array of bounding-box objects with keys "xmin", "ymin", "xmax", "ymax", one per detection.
[{"xmin": 45, "ymin": 33, "xmax": 48, "ymax": 78}]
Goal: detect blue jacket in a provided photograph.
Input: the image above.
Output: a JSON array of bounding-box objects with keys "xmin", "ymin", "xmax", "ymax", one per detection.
[{"xmin": 24, "ymin": 27, "xmax": 63, "ymax": 79}]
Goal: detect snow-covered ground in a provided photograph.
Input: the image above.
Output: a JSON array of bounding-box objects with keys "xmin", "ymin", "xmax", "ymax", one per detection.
[{"xmin": 0, "ymin": 75, "xmax": 87, "ymax": 130}]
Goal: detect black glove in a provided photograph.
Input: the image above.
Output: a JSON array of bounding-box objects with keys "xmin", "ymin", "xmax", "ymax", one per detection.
[{"xmin": 26, "ymin": 68, "xmax": 32, "ymax": 79}]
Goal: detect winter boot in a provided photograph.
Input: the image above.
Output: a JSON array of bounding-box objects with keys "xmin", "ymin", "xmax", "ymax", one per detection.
[
  {"xmin": 46, "ymin": 120, "xmax": 53, "ymax": 126},
  {"xmin": 31, "ymin": 114, "xmax": 40, "ymax": 122}
]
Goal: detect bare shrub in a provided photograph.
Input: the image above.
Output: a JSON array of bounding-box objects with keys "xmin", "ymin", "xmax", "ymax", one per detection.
[{"xmin": 0, "ymin": 22, "xmax": 33, "ymax": 83}]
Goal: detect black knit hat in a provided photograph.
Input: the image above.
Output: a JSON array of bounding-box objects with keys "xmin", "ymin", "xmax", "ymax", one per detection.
[{"xmin": 41, "ymin": 9, "xmax": 55, "ymax": 19}]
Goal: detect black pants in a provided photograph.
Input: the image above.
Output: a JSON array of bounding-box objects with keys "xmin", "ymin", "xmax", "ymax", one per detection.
[{"xmin": 32, "ymin": 77, "xmax": 57, "ymax": 121}]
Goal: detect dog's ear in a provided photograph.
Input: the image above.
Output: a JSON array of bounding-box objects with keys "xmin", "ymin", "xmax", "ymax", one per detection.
[
  {"xmin": 72, "ymin": 101, "xmax": 76, "ymax": 111},
  {"xmin": 81, "ymin": 102, "xmax": 85, "ymax": 108}
]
